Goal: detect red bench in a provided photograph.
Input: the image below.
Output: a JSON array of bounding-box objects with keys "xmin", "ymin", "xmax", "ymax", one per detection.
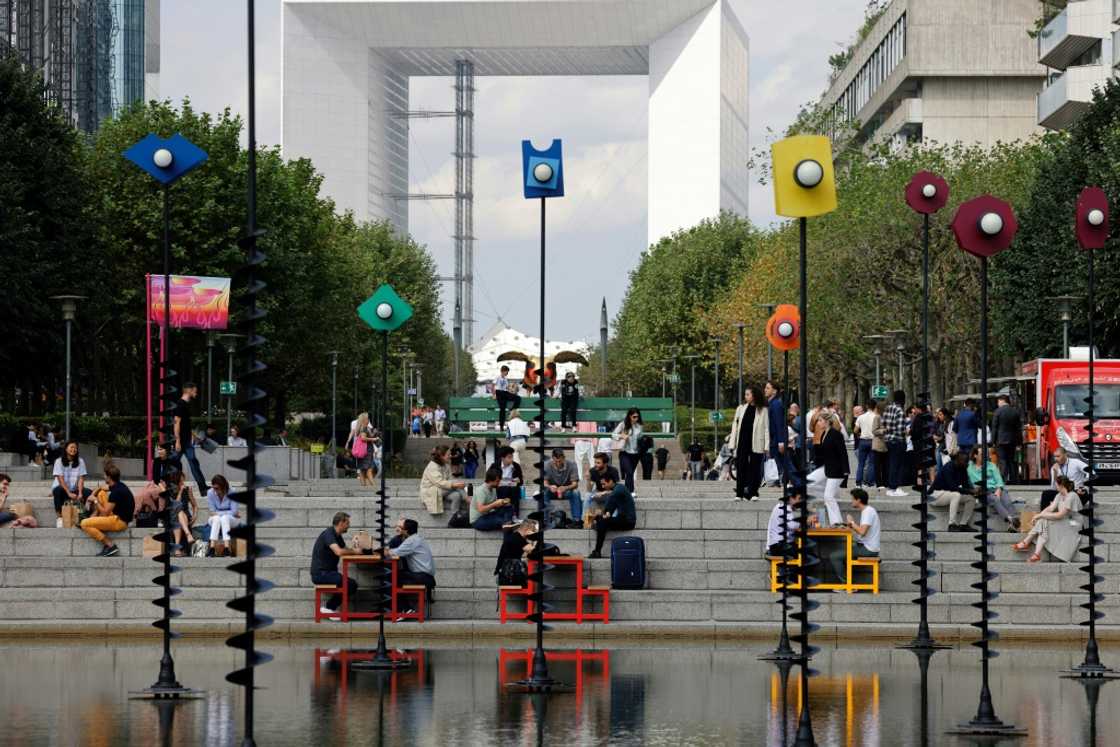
[{"xmin": 499, "ymin": 556, "xmax": 610, "ymax": 623}]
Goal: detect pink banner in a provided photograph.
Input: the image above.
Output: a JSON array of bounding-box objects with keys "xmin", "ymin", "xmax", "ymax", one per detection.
[{"xmin": 148, "ymin": 275, "xmax": 231, "ymax": 330}]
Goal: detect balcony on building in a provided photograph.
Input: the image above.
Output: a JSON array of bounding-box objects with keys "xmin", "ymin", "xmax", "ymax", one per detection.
[
  {"xmin": 1038, "ymin": 63, "xmax": 1111, "ymax": 129},
  {"xmin": 1114, "ymin": 0, "xmax": 1120, "ymax": 24},
  {"xmin": 1039, "ymin": 0, "xmax": 1112, "ymax": 70}
]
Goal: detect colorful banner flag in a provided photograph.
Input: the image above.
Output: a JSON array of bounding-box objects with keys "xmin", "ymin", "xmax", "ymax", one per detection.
[{"xmin": 148, "ymin": 275, "xmax": 231, "ymax": 330}]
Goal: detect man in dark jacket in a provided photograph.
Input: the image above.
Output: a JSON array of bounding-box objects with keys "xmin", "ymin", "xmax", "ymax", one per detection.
[
  {"xmin": 991, "ymin": 395, "xmax": 1022, "ymax": 483},
  {"xmin": 954, "ymin": 399, "xmax": 980, "ymax": 453},
  {"xmin": 930, "ymin": 451, "xmax": 977, "ymax": 531},
  {"xmin": 765, "ymin": 381, "xmax": 799, "ymax": 488}
]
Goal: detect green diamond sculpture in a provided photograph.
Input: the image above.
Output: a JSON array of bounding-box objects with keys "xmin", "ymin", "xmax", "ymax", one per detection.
[{"xmin": 358, "ymin": 284, "xmax": 413, "ymax": 332}]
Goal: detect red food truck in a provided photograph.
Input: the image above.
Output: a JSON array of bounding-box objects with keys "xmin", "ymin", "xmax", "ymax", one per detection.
[{"xmin": 1021, "ymin": 353, "xmax": 1120, "ymax": 483}]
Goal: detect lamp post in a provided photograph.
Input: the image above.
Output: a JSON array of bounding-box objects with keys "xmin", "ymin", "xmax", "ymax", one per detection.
[
  {"xmin": 600, "ymin": 298, "xmax": 609, "ymax": 394},
  {"xmin": 669, "ymin": 345, "xmax": 680, "ymax": 435},
  {"xmin": 946, "ymin": 194, "xmax": 1024, "ymax": 738},
  {"xmin": 328, "ymin": 351, "xmax": 339, "ymax": 478},
  {"xmin": 712, "ymin": 336, "xmax": 724, "ymax": 452},
  {"xmin": 1050, "ymin": 295, "xmax": 1081, "ymax": 358},
  {"xmin": 903, "ymin": 169, "xmax": 951, "ymax": 655},
  {"xmin": 353, "ymin": 285, "xmax": 415, "ymax": 671},
  {"xmin": 1061, "ymin": 187, "xmax": 1117, "ymax": 682},
  {"xmin": 453, "ymin": 299, "xmax": 463, "ymax": 394},
  {"xmin": 682, "ymin": 354, "xmax": 700, "ymax": 445},
  {"xmin": 756, "ymin": 303, "xmax": 777, "ymax": 381},
  {"xmin": 205, "ymin": 332, "xmax": 217, "ymax": 423},
  {"xmin": 863, "ymin": 334, "xmax": 890, "ymax": 387},
  {"xmin": 734, "ymin": 322, "xmax": 745, "ymax": 404},
  {"xmin": 219, "ymin": 335, "xmax": 244, "ymax": 436},
  {"xmin": 771, "ymin": 133, "xmax": 838, "ymax": 747},
  {"xmin": 353, "ymin": 366, "xmax": 359, "ymax": 415},
  {"xmin": 49, "ymin": 295, "xmax": 86, "ymax": 442},
  {"xmin": 884, "ymin": 329, "xmax": 907, "ymax": 389}
]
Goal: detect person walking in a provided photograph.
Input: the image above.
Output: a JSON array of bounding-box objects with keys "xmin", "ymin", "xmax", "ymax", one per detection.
[
  {"xmin": 854, "ymin": 402, "xmax": 879, "ymax": 487},
  {"xmin": 817, "ymin": 414, "xmax": 848, "ymax": 526},
  {"xmin": 730, "ymin": 385, "xmax": 768, "ymax": 501},
  {"xmin": 612, "ymin": 408, "xmax": 643, "ymax": 493},
  {"xmin": 882, "ymin": 390, "xmax": 909, "ymax": 497},
  {"xmin": 764, "ymin": 381, "xmax": 797, "ymax": 488},
  {"xmin": 991, "ymin": 395, "xmax": 1023, "ymax": 484},
  {"xmin": 173, "ymin": 382, "xmax": 208, "ymax": 497},
  {"xmin": 954, "ymin": 399, "xmax": 980, "ymax": 455}
]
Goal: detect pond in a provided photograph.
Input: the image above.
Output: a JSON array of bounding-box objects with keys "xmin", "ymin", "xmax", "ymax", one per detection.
[{"xmin": 0, "ymin": 638, "xmax": 1116, "ymax": 746}]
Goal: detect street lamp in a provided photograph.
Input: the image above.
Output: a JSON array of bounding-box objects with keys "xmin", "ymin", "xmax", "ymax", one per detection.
[
  {"xmin": 681, "ymin": 354, "xmax": 700, "ymax": 446},
  {"xmin": 353, "ymin": 365, "xmax": 359, "ymax": 414},
  {"xmin": 205, "ymin": 332, "xmax": 218, "ymax": 423},
  {"xmin": 1050, "ymin": 295, "xmax": 1082, "ymax": 358},
  {"xmin": 219, "ymin": 334, "xmax": 245, "ymax": 436},
  {"xmin": 711, "ymin": 336, "xmax": 724, "ymax": 452},
  {"xmin": 328, "ymin": 351, "xmax": 339, "ymax": 478},
  {"xmin": 49, "ymin": 295, "xmax": 86, "ymax": 441},
  {"xmin": 863, "ymin": 334, "xmax": 891, "ymax": 389},
  {"xmin": 734, "ymin": 322, "xmax": 746, "ymax": 404},
  {"xmin": 669, "ymin": 345, "xmax": 680, "ymax": 435},
  {"xmin": 884, "ymin": 329, "xmax": 907, "ymax": 389}
]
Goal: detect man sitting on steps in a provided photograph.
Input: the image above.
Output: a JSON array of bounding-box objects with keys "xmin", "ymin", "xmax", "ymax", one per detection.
[
  {"xmin": 765, "ymin": 489, "xmax": 804, "ymax": 559},
  {"xmin": 79, "ymin": 463, "xmax": 134, "ymax": 557},
  {"xmin": 828, "ymin": 488, "xmax": 880, "ymax": 588},
  {"xmin": 930, "ymin": 451, "xmax": 978, "ymax": 532},
  {"xmin": 386, "ymin": 518, "xmax": 436, "ymax": 617},
  {"xmin": 543, "ymin": 448, "xmax": 581, "ymax": 523},
  {"xmin": 588, "ymin": 472, "xmax": 636, "ymax": 559},
  {"xmin": 311, "ymin": 512, "xmax": 363, "ymax": 619},
  {"xmin": 584, "ymin": 452, "xmax": 621, "ymax": 520}
]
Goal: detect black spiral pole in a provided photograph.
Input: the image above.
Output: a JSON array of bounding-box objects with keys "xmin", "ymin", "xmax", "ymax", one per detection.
[
  {"xmin": 947, "ymin": 255, "xmax": 1023, "ymax": 738},
  {"xmin": 791, "ymin": 217, "xmax": 818, "ymax": 746},
  {"xmin": 226, "ymin": 3, "xmax": 275, "ymax": 744},
  {"xmin": 759, "ymin": 349, "xmax": 795, "ymax": 662},
  {"xmin": 507, "ymin": 196, "xmax": 566, "ymax": 692},
  {"xmin": 353, "ymin": 331, "xmax": 412, "ymax": 671},
  {"xmin": 1062, "ymin": 217, "xmax": 1116, "ymax": 681}
]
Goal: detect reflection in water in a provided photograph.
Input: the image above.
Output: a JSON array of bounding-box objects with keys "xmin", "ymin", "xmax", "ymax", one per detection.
[{"xmin": 1, "ymin": 641, "xmax": 1120, "ymax": 745}]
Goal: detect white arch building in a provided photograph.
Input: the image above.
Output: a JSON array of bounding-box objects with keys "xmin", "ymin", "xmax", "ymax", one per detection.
[{"xmin": 282, "ymin": 0, "xmax": 749, "ymax": 245}]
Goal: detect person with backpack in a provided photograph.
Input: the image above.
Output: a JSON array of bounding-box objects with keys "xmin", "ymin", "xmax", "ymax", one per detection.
[
  {"xmin": 588, "ymin": 471, "xmax": 636, "ymax": 559},
  {"xmin": 495, "ymin": 519, "xmax": 538, "ymax": 587}
]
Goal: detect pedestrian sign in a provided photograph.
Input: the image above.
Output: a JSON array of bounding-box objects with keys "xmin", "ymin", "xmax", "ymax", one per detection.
[
  {"xmin": 871, "ymin": 384, "xmax": 889, "ymax": 399},
  {"xmin": 708, "ymin": 411, "xmax": 725, "ymax": 423},
  {"xmin": 668, "ymin": 373, "xmax": 681, "ymax": 384},
  {"xmin": 220, "ymin": 381, "xmax": 237, "ymax": 395}
]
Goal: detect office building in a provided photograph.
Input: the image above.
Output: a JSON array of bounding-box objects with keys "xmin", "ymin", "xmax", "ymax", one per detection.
[
  {"xmin": 1036, "ymin": 0, "xmax": 1119, "ymax": 129},
  {"xmin": 821, "ymin": 0, "xmax": 1046, "ymax": 148}
]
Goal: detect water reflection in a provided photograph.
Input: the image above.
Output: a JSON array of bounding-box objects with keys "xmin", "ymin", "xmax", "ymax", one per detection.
[{"xmin": 1, "ymin": 641, "xmax": 1119, "ymax": 745}]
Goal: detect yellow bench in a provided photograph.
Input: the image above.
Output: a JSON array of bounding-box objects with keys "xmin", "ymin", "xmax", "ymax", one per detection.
[{"xmin": 768, "ymin": 528, "xmax": 879, "ymax": 594}]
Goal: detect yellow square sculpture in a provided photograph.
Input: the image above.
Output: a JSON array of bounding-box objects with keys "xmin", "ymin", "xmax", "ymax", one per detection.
[{"xmin": 771, "ymin": 135, "xmax": 837, "ymax": 218}]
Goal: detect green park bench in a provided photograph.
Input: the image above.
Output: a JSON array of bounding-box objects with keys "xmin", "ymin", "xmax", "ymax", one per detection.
[{"xmin": 446, "ymin": 396, "xmax": 677, "ymax": 441}]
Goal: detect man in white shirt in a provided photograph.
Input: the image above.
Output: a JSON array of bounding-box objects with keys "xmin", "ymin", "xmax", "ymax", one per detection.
[
  {"xmin": 1041, "ymin": 447, "xmax": 1089, "ymax": 509},
  {"xmin": 828, "ymin": 488, "xmax": 880, "ymax": 585},
  {"xmin": 766, "ymin": 490, "xmax": 803, "ymax": 558},
  {"xmin": 493, "ymin": 366, "xmax": 522, "ymax": 429},
  {"xmin": 854, "ymin": 405, "xmax": 879, "ymax": 488},
  {"xmin": 434, "ymin": 406, "xmax": 447, "ymax": 436}
]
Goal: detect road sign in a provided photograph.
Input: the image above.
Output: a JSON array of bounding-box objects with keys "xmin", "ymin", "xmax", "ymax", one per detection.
[
  {"xmin": 310, "ymin": 443, "xmax": 325, "ymax": 454},
  {"xmin": 407, "ymin": 388, "xmax": 417, "ymax": 396},
  {"xmin": 871, "ymin": 384, "xmax": 889, "ymax": 399},
  {"xmin": 220, "ymin": 381, "xmax": 237, "ymax": 395},
  {"xmin": 708, "ymin": 411, "xmax": 725, "ymax": 423},
  {"xmin": 668, "ymin": 373, "xmax": 681, "ymax": 384}
]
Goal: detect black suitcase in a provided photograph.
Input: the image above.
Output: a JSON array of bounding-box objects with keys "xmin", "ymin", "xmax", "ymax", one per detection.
[{"xmin": 610, "ymin": 536, "xmax": 646, "ymax": 589}]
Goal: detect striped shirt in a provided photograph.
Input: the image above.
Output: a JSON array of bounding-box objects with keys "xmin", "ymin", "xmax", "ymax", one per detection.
[{"xmin": 882, "ymin": 403, "xmax": 907, "ymax": 443}]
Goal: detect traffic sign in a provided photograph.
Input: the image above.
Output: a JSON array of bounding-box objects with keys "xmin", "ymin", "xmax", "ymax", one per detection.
[
  {"xmin": 871, "ymin": 384, "xmax": 889, "ymax": 399},
  {"xmin": 220, "ymin": 381, "xmax": 237, "ymax": 395},
  {"xmin": 668, "ymin": 373, "xmax": 681, "ymax": 384},
  {"xmin": 407, "ymin": 388, "xmax": 417, "ymax": 396},
  {"xmin": 708, "ymin": 411, "xmax": 725, "ymax": 423}
]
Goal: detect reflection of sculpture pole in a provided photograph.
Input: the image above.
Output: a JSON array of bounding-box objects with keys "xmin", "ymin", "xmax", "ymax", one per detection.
[{"xmin": 911, "ymin": 647, "xmax": 934, "ymax": 747}]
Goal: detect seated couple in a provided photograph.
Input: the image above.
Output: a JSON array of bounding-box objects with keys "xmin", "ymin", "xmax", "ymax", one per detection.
[
  {"xmin": 767, "ymin": 488, "xmax": 880, "ymax": 587},
  {"xmin": 470, "ymin": 448, "xmax": 586, "ymax": 530},
  {"xmin": 931, "ymin": 450, "xmax": 1020, "ymax": 532}
]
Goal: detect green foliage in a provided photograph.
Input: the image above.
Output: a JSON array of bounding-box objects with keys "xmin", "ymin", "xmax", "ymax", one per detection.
[
  {"xmin": 1028, "ymin": 1, "xmax": 1070, "ymax": 39},
  {"xmin": 612, "ymin": 214, "xmax": 759, "ymax": 394},
  {"xmin": 993, "ymin": 78, "xmax": 1120, "ymax": 359},
  {"xmin": 2, "ymin": 94, "xmax": 464, "ymax": 427}
]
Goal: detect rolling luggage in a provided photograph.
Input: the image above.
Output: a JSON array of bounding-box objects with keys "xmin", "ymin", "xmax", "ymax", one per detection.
[{"xmin": 610, "ymin": 536, "xmax": 646, "ymax": 589}]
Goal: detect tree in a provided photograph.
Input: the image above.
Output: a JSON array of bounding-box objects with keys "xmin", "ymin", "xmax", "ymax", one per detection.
[
  {"xmin": 612, "ymin": 213, "xmax": 759, "ymax": 394},
  {"xmin": 0, "ymin": 50, "xmax": 94, "ymax": 413},
  {"xmin": 994, "ymin": 78, "xmax": 1120, "ymax": 359}
]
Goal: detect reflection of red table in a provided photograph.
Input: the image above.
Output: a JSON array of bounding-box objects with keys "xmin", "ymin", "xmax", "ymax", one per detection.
[
  {"xmin": 313, "ymin": 648, "xmax": 426, "ymax": 704},
  {"xmin": 336, "ymin": 555, "xmax": 427, "ymax": 622},
  {"xmin": 498, "ymin": 648, "xmax": 609, "ymax": 705},
  {"xmin": 499, "ymin": 556, "xmax": 610, "ymax": 623}
]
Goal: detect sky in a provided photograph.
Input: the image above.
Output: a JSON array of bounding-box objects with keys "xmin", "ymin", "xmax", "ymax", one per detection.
[{"xmin": 160, "ymin": 0, "xmax": 868, "ymax": 344}]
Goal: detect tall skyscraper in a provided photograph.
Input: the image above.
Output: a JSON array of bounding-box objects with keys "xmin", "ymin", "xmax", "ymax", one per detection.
[{"xmin": 1, "ymin": 0, "xmax": 160, "ymax": 133}]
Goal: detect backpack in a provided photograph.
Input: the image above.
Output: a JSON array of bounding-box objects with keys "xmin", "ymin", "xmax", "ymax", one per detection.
[
  {"xmin": 497, "ymin": 558, "xmax": 527, "ymax": 587},
  {"xmin": 545, "ymin": 509, "xmax": 568, "ymax": 530},
  {"xmin": 447, "ymin": 509, "xmax": 470, "ymax": 528}
]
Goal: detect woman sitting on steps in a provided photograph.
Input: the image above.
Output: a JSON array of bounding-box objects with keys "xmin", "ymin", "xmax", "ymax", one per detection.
[{"xmin": 1012, "ymin": 475, "xmax": 1084, "ymax": 563}]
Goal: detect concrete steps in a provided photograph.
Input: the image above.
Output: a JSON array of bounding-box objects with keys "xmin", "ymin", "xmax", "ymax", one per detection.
[{"xmin": 3, "ymin": 480, "xmax": 1118, "ymax": 634}]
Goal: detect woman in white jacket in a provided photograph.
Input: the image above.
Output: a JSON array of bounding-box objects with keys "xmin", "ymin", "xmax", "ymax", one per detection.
[
  {"xmin": 419, "ymin": 445, "xmax": 466, "ymax": 515},
  {"xmin": 729, "ymin": 385, "xmax": 769, "ymax": 501}
]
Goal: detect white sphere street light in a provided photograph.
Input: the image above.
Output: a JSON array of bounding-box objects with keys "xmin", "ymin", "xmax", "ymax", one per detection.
[
  {"xmin": 794, "ymin": 159, "xmax": 824, "ymax": 189},
  {"xmin": 533, "ymin": 162, "xmax": 554, "ymax": 183},
  {"xmin": 376, "ymin": 302, "xmax": 393, "ymax": 320},
  {"xmin": 979, "ymin": 212, "xmax": 1004, "ymax": 236},
  {"xmin": 1087, "ymin": 208, "xmax": 1105, "ymax": 227},
  {"xmin": 922, "ymin": 184, "xmax": 937, "ymax": 198},
  {"xmin": 153, "ymin": 148, "xmax": 173, "ymax": 168}
]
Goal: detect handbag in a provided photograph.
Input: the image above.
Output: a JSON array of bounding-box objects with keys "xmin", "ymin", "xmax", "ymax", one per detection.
[
  {"xmin": 497, "ymin": 558, "xmax": 527, "ymax": 587},
  {"xmin": 447, "ymin": 510, "xmax": 470, "ymax": 528},
  {"xmin": 352, "ymin": 436, "xmax": 369, "ymax": 459},
  {"xmin": 134, "ymin": 511, "xmax": 159, "ymax": 528},
  {"xmin": 60, "ymin": 501, "xmax": 81, "ymax": 528}
]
